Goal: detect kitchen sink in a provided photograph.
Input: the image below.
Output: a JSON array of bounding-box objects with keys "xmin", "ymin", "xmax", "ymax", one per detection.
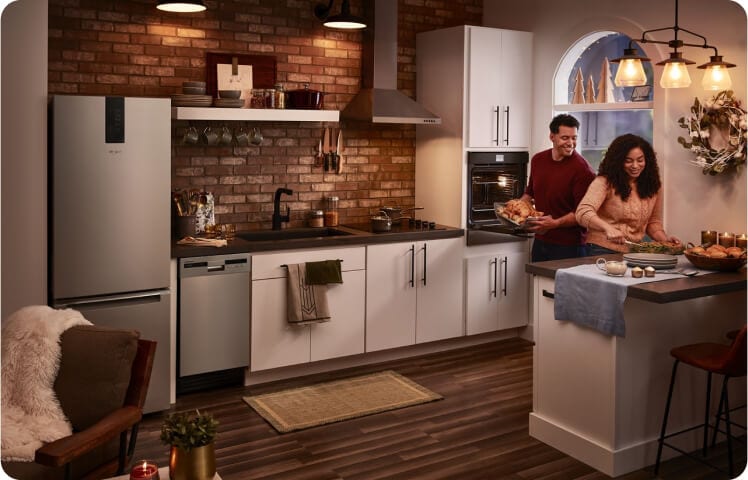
[{"xmin": 236, "ymin": 227, "xmax": 355, "ymax": 242}]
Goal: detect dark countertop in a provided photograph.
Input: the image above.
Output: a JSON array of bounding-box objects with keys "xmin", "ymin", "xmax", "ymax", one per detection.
[
  {"xmin": 525, "ymin": 254, "xmax": 747, "ymax": 304},
  {"xmin": 172, "ymin": 223, "xmax": 464, "ymax": 258}
]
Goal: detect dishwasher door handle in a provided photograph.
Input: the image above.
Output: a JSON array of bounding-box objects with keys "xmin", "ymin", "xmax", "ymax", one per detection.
[{"xmin": 207, "ymin": 265, "xmax": 225, "ymax": 272}]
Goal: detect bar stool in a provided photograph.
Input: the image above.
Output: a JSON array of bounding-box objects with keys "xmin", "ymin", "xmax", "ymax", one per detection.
[{"xmin": 654, "ymin": 325, "xmax": 747, "ymax": 477}]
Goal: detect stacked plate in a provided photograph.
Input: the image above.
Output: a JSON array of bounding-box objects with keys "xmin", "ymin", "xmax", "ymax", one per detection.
[
  {"xmin": 171, "ymin": 94, "xmax": 213, "ymax": 107},
  {"xmin": 623, "ymin": 253, "xmax": 678, "ymax": 270},
  {"xmin": 213, "ymin": 98, "xmax": 244, "ymax": 108}
]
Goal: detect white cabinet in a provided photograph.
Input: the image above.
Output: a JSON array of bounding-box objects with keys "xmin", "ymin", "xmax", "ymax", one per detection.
[
  {"xmin": 466, "ymin": 27, "xmax": 532, "ymax": 149},
  {"xmin": 366, "ymin": 237, "xmax": 464, "ymax": 352},
  {"xmin": 465, "ymin": 245, "xmax": 529, "ymax": 334},
  {"xmin": 250, "ymin": 247, "xmax": 365, "ymax": 372}
]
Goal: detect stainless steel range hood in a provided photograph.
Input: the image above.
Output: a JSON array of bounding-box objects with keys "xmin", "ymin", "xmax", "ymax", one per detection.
[{"xmin": 341, "ymin": 0, "xmax": 441, "ymax": 124}]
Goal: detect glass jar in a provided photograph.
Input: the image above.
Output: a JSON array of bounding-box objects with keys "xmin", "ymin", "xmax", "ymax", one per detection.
[
  {"xmin": 274, "ymin": 83, "xmax": 285, "ymax": 109},
  {"xmin": 250, "ymin": 89, "xmax": 265, "ymax": 109},
  {"xmin": 324, "ymin": 196, "xmax": 339, "ymax": 227},
  {"xmin": 309, "ymin": 210, "xmax": 324, "ymax": 228},
  {"xmin": 264, "ymin": 88, "xmax": 275, "ymax": 109}
]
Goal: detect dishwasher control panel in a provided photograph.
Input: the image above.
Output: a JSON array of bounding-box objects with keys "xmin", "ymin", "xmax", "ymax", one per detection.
[{"xmin": 180, "ymin": 254, "xmax": 250, "ymax": 277}]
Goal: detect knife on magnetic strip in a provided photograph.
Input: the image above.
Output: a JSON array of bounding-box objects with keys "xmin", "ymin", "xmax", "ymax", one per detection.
[
  {"xmin": 336, "ymin": 129, "xmax": 343, "ymax": 174},
  {"xmin": 322, "ymin": 127, "xmax": 331, "ymax": 171}
]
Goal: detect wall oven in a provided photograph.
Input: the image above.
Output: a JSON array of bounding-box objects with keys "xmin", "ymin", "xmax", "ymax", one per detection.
[{"xmin": 466, "ymin": 151, "xmax": 529, "ymax": 245}]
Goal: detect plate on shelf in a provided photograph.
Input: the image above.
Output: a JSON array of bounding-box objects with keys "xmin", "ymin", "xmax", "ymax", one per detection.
[
  {"xmin": 171, "ymin": 94, "xmax": 213, "ymax": 107},
  {"xmin": 213, "ymin": 98, "xmax": 244, "ymax": 108},
  {"xmin": 622, "ymin": 253, "xmax": 678, "ymax": 269}
]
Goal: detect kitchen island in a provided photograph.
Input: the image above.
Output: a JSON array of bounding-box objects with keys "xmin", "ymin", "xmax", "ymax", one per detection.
[{"xmin": 526, "ymin": 255, "xmax": 746, "ymax": 477}]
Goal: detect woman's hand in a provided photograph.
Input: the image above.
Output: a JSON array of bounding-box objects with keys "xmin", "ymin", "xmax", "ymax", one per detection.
[{"xmin": 605, "ymin": 227, "xmax": 626, "ymax": 245}]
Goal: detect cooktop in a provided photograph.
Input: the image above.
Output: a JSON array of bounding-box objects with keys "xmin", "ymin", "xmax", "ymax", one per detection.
[{"xmin": 343, "ymin": 222, "xmax": 447, "ymax": 234}]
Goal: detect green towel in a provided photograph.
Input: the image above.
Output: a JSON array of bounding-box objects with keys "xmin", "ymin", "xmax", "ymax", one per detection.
[{"xmin": 305, "ymin": 260, "xmax": 343, "ymax": 285}]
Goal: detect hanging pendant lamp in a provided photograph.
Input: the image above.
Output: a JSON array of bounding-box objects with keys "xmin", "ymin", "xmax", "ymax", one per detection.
[
  {"xmin": 157, "ymin": 0, "xmax": 206, "ymax": 13},
  {"xmin": 314, "ymin": 0, "xmax": 367, "ymax": 30}
]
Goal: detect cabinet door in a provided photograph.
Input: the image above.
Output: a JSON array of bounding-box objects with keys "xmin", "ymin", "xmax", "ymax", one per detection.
[
  {"xmin": 497, "ymin": 251, "xmax": 530, "ymax": 329},
  {"xmin": 416, "ymin": 238, "xmax": 464, "ymax": 343},
  {"xmin": 366, "ymin": 243, "xmax": 417, "ymax": 352},
  {"xmin": 467, "ymin": 27, "xmax": 502, "ymax": 148},
  {"xmin": 250, "ymin": 277, "xmax": 310, "ymax": 371},
  {"xmin": 465, "ymin": 254, "xmax": 500, "ymax": 335},
  {"xmin": 311, "ymin": 270, "xmax": 366, "ymax": 362},
  {"xmin": 499, "ymin": 29, "xmax": 532, "ymax": 149}
]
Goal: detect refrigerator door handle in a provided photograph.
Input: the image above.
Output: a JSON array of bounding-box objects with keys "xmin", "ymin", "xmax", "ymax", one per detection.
[{"xmin": 54, "ymin": 289, "xmax": 170, "ymax": 308}]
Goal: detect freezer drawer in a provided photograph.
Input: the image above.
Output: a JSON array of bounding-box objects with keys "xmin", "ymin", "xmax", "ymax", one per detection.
[
  {"xmin": 179, "ymin": 254, "xmax": 250, "ymax": 377},
  {"xmin": 54, "ymin": 290, "xmax": 171, "ymax": 414}
]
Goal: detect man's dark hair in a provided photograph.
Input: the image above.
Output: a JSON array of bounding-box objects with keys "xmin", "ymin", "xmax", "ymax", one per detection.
[{"xmin": 549, "ymin": 114, "xmax": 580, "ymax": 134}]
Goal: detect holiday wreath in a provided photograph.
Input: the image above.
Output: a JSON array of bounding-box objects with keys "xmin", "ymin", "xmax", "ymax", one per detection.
[{"xmin": 677, "ymin": 90, "xmax": 747, "ymax": 175}]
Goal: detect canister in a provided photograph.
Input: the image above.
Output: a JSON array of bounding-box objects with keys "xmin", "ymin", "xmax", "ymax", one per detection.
[
  {"xmin": 309, "ymin": 210, "xmax": 324, "ymax": 228},
  {"xmin": 324, "ymin": 196, "xmax": 339, "ymax": 227}
]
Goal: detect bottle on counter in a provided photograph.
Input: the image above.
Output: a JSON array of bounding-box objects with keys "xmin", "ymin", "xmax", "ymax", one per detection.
[
  {"xmin": 274, "ymin": 83, "xmax": 285, "ymax": 109},
  {"xmin": 309, "ymin": 209, "xmax": 324, "ymax": 228},
  {"xmin": 324, "ymin": 196, "xmax": 339, "ymax": 227}
]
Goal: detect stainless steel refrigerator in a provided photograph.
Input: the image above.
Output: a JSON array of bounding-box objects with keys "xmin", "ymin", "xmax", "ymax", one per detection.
[{"xmin": 49, "ymin": 95, "xmax": 171, "ymax": 413}]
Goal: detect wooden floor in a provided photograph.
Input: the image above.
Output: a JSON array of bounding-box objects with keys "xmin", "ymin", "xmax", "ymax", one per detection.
[{"xmin": 132, "ymin": 338, "xmax": 746, "ymax": 479}]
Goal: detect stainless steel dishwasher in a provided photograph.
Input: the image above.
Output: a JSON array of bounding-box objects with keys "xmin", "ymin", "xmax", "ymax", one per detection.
[{"xmin": 179, "ymin": 254, "xmax": 250, "ymax": 382}]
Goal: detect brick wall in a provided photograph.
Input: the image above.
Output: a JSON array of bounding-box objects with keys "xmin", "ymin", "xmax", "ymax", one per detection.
[{"xmin": 48, "ymin": 0, "xmax": 482, "ymax": 230}]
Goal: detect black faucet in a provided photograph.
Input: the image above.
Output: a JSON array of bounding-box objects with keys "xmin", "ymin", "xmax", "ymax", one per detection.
[{"xmin": 272, "ymin": 187, "xmax": 293, "ymax": 230}]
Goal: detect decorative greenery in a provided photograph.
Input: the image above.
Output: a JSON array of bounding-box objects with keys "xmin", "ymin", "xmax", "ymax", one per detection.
[
  {"xmin": 160, "ymin": 410, "xmax": 218, "ymax": 452},
  {"xmin": 677, "ymin": 90, "xmax": 747, "ymax": 175}
]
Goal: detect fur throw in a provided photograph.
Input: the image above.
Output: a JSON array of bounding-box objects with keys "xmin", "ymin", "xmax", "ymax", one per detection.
[{"xmin": 1, "ymin": 305, "xmax": 91, "ymax": 462}]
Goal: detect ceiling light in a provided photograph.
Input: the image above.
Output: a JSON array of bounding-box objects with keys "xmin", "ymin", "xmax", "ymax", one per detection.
[
  {"xmin": 611, "ymin": 0, "xmax": 735, "ymax": 90},
  {"xmin": 157, "ymin": 1, "xmax": 206, "ymax": 13},
  {"xmin": 314, "ymin": 0, "xmax": 367, "ymax": 30}
]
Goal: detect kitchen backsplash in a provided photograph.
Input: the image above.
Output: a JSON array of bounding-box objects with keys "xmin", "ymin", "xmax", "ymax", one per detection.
[{"xmin": 48, "ymin": 0, "xmax": 482, "ymax": 230}]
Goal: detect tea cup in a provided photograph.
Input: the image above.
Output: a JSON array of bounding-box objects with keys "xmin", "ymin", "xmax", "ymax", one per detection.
[
  {"xmin": 203, "ymin": 126, "xmax": 219, "ymax": 146},
  {"xmin": 183, "ymin": 126, "xmax": 199, "ymax": 145},
  {"xmin": 220, "ymin": 126, "xmax": 233, "ymax": 145},
  {"xmin": 234, "ymin": 127, "xmax": 249, "ymax": 146},
  {"xmin": 249, "ymin": 127, "xmax": 263, "ymax": 145},
  {"xmin": 596, "ymin": 258, "xmax": 628, "ymax": 276}
]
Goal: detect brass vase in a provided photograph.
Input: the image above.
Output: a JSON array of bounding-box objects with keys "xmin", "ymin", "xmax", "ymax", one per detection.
[{"xmin": 169, "ymin": 443, "xmax": 216, "ymax": 480}]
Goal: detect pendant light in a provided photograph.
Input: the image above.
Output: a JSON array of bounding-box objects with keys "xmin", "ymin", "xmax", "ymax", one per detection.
[
  {"xmin": 314, "ymin": 0, "xmax": 367, "ymax": 30},
  {"xmin": 157, "ymin": 0, "xmax": 206, "ymax": 13},
  {"xmin": 611, "ymin": 0, "xmax": 735, "ymax": 90}
]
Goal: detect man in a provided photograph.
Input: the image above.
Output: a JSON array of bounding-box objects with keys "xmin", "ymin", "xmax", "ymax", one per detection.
[{"xmin": 520, "ymin": 114, "xmax": 595, "ymax": 262}]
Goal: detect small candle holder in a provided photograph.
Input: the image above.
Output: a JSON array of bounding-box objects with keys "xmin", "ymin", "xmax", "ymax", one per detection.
[
  {"xmin": 718, "ymin": 232, "xmax": 735, "ymax": 248},
  {"xmin": 701, "ymin": 230, "xmax": 718, "ymax": 246},
  {"xmin": 130, "ymin": 460, "xmax": 160, "ymax": 480},
  {"xmin": 736, "ymin": 234, "xmax": 747, "ymax": 250}
]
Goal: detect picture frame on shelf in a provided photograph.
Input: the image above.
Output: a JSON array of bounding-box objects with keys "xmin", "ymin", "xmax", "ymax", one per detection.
[
  {"xmin": 630, "ymin": 85, "xmax": 652, "ymax": 102},
  {"xmin": 205, "ymin": 53, "xmax": 277, "ymax": 106}
]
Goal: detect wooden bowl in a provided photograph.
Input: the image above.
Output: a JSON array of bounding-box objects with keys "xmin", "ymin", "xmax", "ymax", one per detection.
[{"xmin": 684, "ymin": 252, "xmax": 747, "ymax": 271}]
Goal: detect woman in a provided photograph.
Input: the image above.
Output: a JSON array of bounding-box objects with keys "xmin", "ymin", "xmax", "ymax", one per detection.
[{"xmin": 576, "ymin": 134, "xmax": 681, "ymax": 255}]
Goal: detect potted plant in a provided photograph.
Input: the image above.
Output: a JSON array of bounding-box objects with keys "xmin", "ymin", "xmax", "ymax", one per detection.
[{"xmin": 160, "ymin": 410, "xmax": 219, "ymax": 480}]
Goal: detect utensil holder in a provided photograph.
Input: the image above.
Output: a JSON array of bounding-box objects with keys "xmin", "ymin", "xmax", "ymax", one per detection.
[{"xmin": 177, "ymin": 215, "xmax": 196, "ymax": 238}]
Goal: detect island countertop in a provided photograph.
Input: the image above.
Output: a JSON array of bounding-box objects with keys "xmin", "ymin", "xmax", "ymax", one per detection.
[{"xmin": 525, "ymin": 254, "xmax": 746, "ymax": 304}]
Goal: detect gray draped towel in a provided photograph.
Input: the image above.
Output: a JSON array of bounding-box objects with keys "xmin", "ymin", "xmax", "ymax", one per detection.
[{"xmin": 286, "ymin": 263, "xmax": 332, "ymax": 325}]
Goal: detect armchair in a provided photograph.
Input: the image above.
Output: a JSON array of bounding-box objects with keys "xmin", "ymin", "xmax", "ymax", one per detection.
[{"xmin": 2, "ymin": 325, "xmax": 157, "ymax": 480}]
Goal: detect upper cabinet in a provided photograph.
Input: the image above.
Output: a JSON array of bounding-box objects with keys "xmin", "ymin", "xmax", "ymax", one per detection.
[
  {"xmin": 171, "ymin": 107, "xmax": 339, "ymax": 122},
  {"xmin": 467, "ymin": 27, "xmax": 533, "ymax": 149},
  {"xmin": 416, "ymin": 25, "xmax": 533, "ymax": 151}
]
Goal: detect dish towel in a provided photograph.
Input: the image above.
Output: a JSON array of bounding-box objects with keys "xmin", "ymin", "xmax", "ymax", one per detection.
[
  {"xmin": 553, "ymin": 260, "xmax": 712, "ymax": 337},
  {"xmin": 286, "ymin": 263, "xmax": 336, "ymax": 326},
  {"xmin": 305, "ymin": 259, "xmax": 343, "ymax": 285}
]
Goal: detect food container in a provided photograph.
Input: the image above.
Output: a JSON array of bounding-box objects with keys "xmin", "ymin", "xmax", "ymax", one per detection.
[
  {"xmin": 371, "ymin": 215, "xmax": 392, "ymax": 233},
  {"xmin": 286, "ymin": 84, "xmax": 325, "ymax": 109},
  {"xmin": 309, "ymin": 210, "xmax": 324, "ymax": 228}
]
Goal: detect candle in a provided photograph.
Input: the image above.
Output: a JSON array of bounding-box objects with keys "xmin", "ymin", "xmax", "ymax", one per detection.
[
  {"xmin": 718, "ymin": 232, "xmax": 735, "ymax": 248},
  {"xmin": 701, "ymin": 230, "xmax": 718, "ymax": 246},
  {"xmin": 736, "ymin": 234, "xmax": 747, "ymax": 250},
  {"xmin": 130, "ymin": 460, "xmax": 159, "ymax": 480}
]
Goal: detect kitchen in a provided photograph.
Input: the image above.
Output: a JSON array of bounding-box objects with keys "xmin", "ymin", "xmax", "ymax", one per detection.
[{"xmin": 1, "ymin": 0, "xmax": 747, "ymax": 478}]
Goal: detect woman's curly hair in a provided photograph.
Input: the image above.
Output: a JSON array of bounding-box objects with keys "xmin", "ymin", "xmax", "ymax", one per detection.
[{"xmin": 598, "ymin": 134, "xmax": 661, "ymax": 200}]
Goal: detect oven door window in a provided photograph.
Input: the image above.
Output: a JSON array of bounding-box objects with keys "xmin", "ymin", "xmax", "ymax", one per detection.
[{"xmin": 470, "ymin": 166, "xmax": 524, "ymax": 223}]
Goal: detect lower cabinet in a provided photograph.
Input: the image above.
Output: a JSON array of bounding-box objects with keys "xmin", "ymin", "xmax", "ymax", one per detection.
[
  {"xmin": 366, "ymin": 237, "xmax": 464, "ymax": 352},
  {"xmin": 465, "ymin": 249, "xmax": 529, "ymax": 334},
  {"xmin": 250, "ymin": 247, "xmax": 366, "ymax": 372}
]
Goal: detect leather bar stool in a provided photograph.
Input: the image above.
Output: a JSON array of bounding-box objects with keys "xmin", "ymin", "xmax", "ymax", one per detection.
[{"xmin": 654, "ymin": 325, "xmax": 747, "ymax": 477}]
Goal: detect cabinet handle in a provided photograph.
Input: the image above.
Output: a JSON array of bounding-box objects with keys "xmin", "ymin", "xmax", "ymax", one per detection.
[
  {"xmin": 409, "ymin": 244, "xmax": 415, "ymax": 288},
  {"xmin": 421, "ymin": 243, "xmax": 427, "ymax": 286},
  {"xmin": 501, "ymin": 257, "xmax": 508, "ymax": 296},
  {"xmin": 593, "ymin": 111, "xmax": 598, "ymax": 146},
  {"xmin": 542, "ymin": 289, "xmax": 555, "ymax": 299},
  {"xmin": 504, "ymin": 106, "xmax": 510, "ymax": 145},
  {"xmin": 493, "ymin": 106, "xmax": 500, "ymax": 145},
  {"xmin": 491, "ymin": 257, "xmax": 498, "ymax": 297}
]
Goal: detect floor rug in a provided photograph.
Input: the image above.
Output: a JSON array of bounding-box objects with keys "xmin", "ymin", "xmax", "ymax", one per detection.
[{"xmin": 243, "ymin": 370, "xmax": 443, "ymax": 433}]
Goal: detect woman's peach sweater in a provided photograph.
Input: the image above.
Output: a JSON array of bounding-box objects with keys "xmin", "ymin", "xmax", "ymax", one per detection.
[{"xmin": 576, "ymin": 176, "xmax": 666, "ymax": 253}]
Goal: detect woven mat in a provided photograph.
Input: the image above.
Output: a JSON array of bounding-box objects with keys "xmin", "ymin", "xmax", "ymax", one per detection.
[{"xmin": 243, "ymin": 370, "xmax": 443, "ymax": 433}]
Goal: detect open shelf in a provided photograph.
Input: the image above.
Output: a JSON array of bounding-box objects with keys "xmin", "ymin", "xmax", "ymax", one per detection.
[
  {"xmin": 554, "ymin": 102, "xmax": 653, "ymax": 112},
  {"xmin": 171, "ymin": 107, "xmax": 340, "ymax": 122}
]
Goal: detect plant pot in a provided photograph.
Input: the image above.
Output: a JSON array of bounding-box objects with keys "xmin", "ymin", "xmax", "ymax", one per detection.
[{"xmin": 169, "ymin": 444, "xmax": 216, "ymax": 480}]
